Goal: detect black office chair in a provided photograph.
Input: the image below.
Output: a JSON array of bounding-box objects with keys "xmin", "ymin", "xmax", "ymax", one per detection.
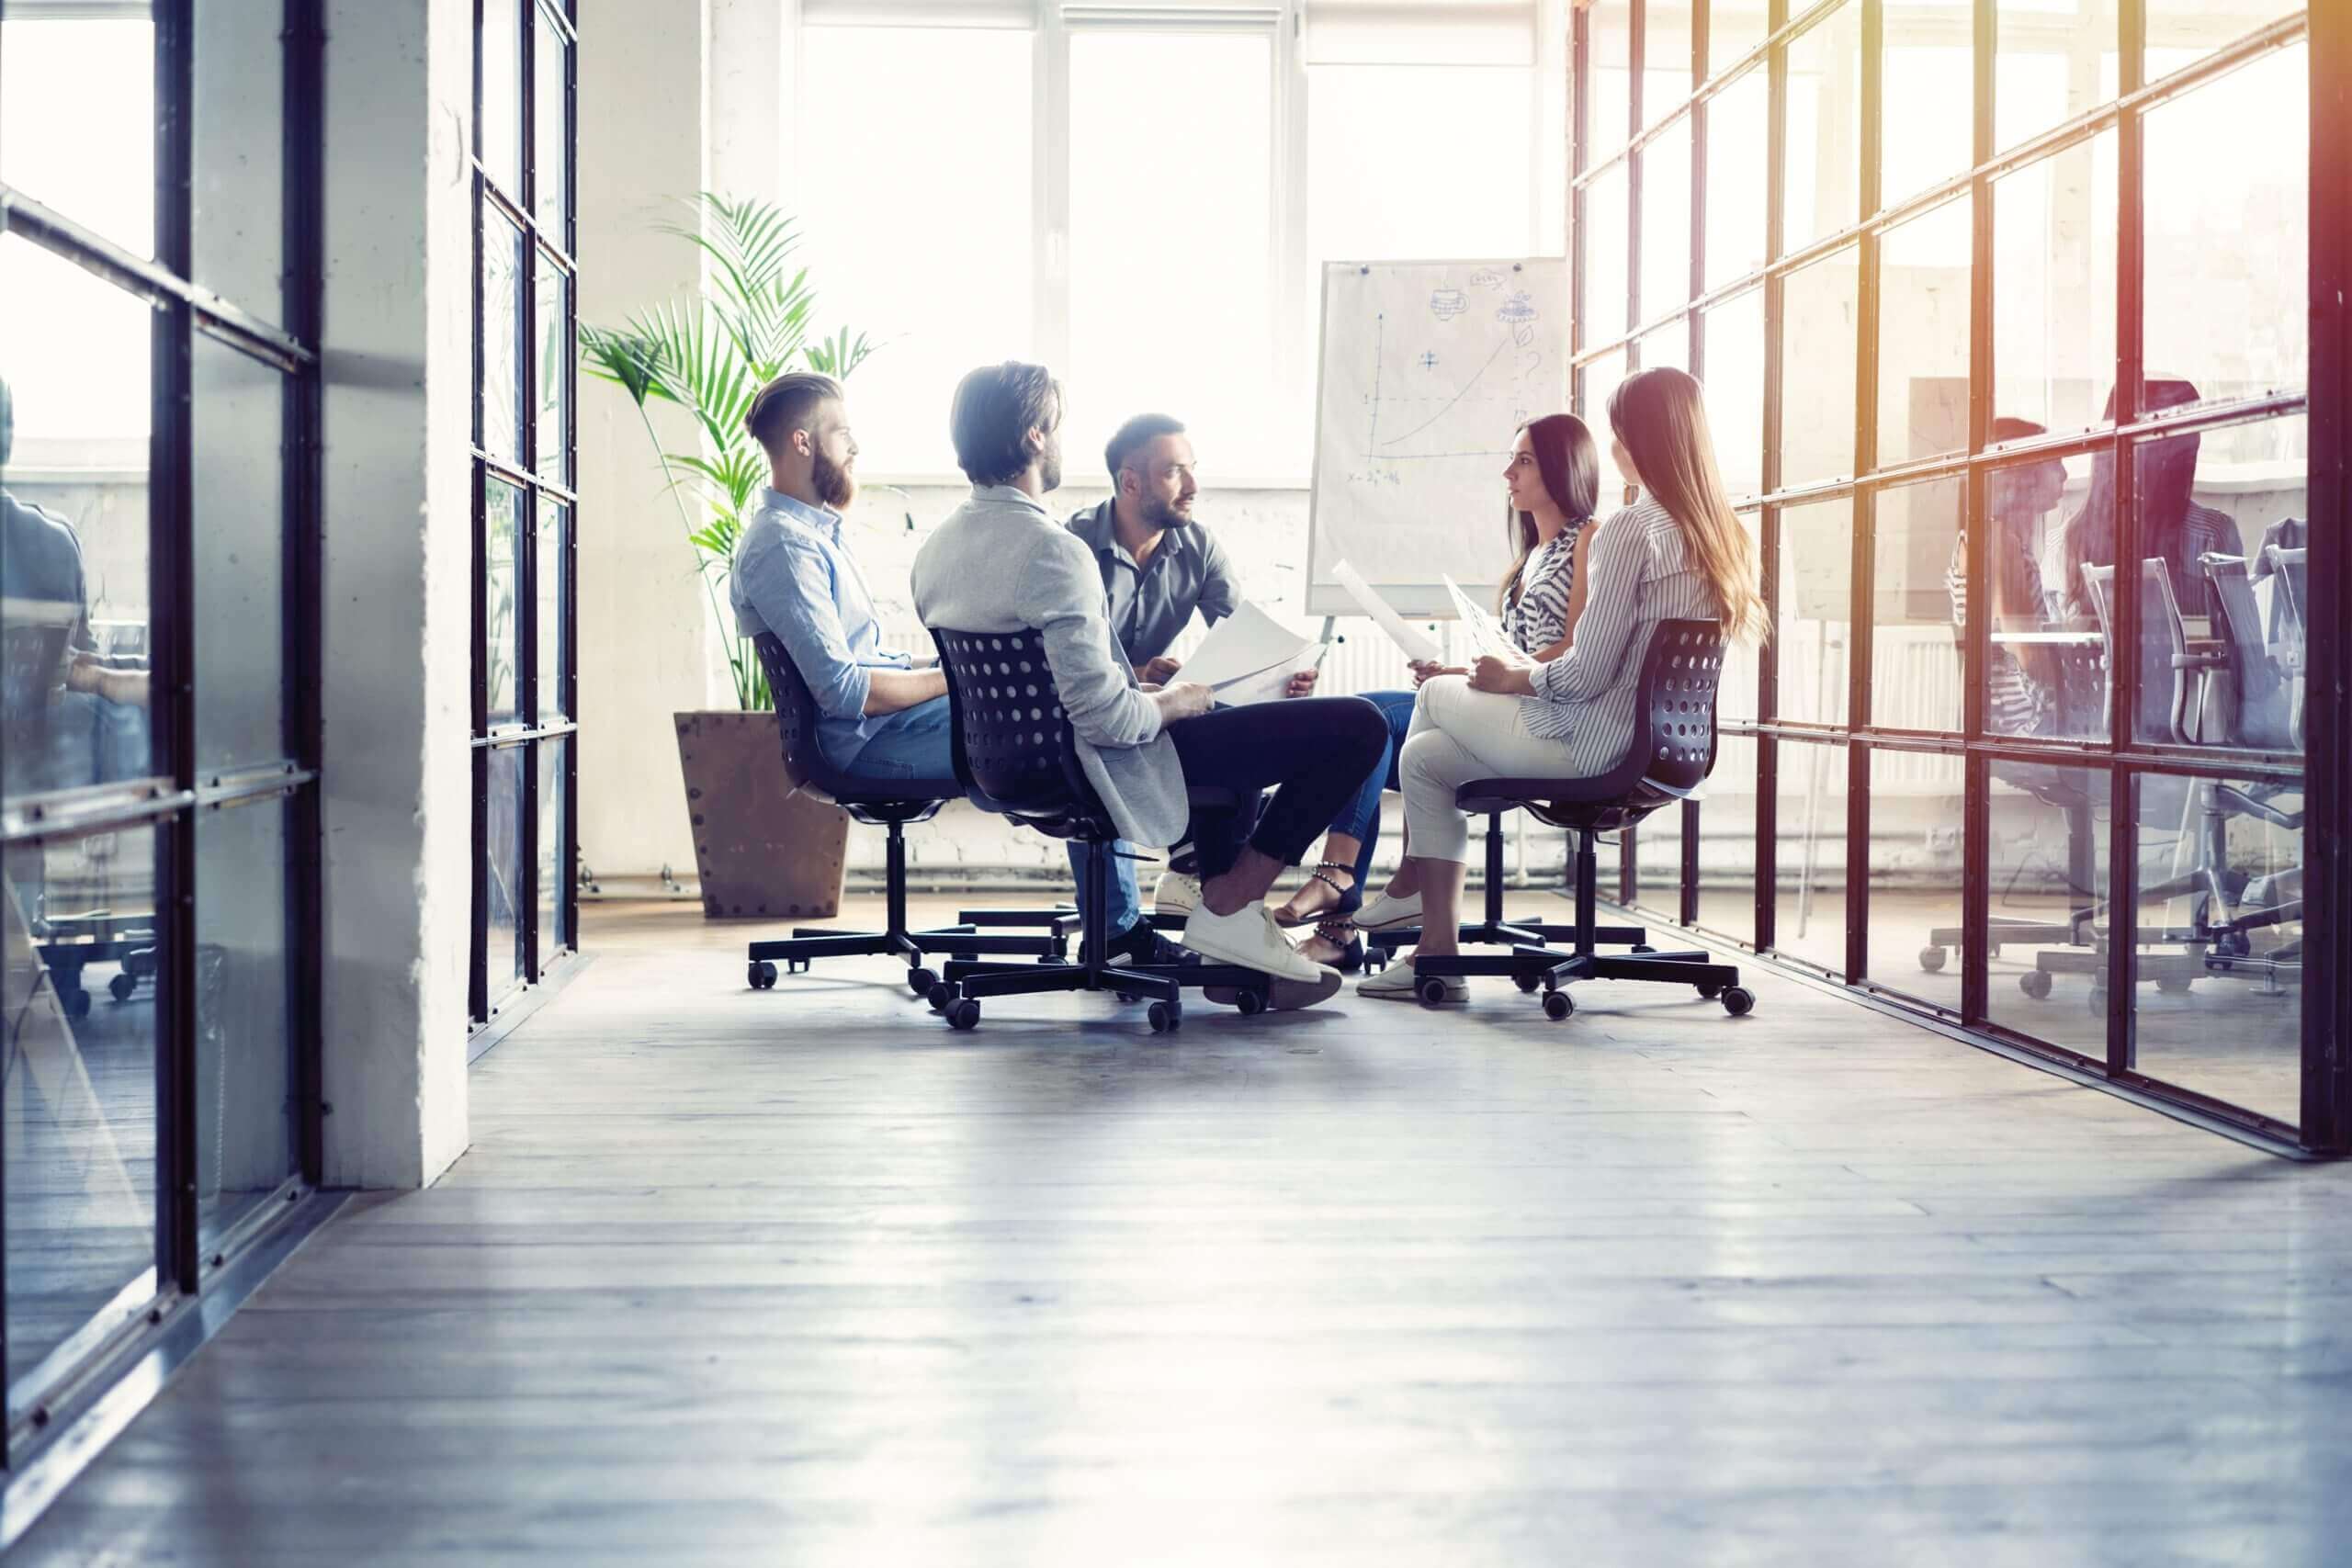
[
  {"xmin": 924, "ymin": 626, "xmax": 1277, "ymax": 1032},
  {"xmin": 1360, "ymin": 807, "xmax": 1651, "ymax": 968},
  {"xmin": 742, "ymin": 634, "xmax": 1073, "ymax": 996},
  {"xmin": 1407, "ymin": 619, "xmax": 1753, "ymax": 1021}
]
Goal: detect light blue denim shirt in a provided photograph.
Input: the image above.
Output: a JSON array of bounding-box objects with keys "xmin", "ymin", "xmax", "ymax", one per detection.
[{"xmin": 730, "ymin": 487, "xmax": 912, "ymax": 769}]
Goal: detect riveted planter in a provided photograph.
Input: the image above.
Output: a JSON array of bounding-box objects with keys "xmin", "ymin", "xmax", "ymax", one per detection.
[{"xmin": 673, "ymin": 711, "xmax": 849, "ymax": 919}]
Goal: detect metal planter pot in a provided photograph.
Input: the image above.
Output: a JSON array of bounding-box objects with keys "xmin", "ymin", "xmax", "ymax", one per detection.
[{"xmin": 673, "ymin": 711, "xmax": 850, "ymax": 919}]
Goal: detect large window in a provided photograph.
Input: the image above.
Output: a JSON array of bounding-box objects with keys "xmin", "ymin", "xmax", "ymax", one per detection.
[
  {"xmin": 471, "ymin": 0, "xmax": 577, "ymax": 1033},
  {"xmin": 794, "ymin": 1, "xmax": 1566, "ymax": 480},
  {"xmin": 2, "ymin": 0, "xmax": 322, "ymax": 1462},
  {"xmin": 1577, "ymin": 0, "xmax": 2336, "ymax": 1147}
]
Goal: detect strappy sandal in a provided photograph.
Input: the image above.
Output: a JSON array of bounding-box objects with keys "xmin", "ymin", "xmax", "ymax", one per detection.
[
  {"xmin": 1300, "ymin": 916, "xmax": 1365, "ymax": 973},
  {"xmin": 1274, "ymin": 861, "xmax": 1357, "ymax": 929}
]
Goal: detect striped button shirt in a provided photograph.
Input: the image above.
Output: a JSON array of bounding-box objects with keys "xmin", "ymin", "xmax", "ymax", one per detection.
[{"xmin": 1524, "ymin": 495, "xmax": 1724, "ymax": 773}]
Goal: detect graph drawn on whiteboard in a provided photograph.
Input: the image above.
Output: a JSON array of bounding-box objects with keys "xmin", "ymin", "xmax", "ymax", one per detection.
[{"xmin": 1306, "ymin": 258, "xmax": 1570, "ymax": 618}]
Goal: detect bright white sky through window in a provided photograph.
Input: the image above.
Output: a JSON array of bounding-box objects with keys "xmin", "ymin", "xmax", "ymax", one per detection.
[
  {"xmin": 797, "ymin": 25, "xmax": 1035, "ymax": 479},
  {"xmin": 1, "ymin": 18, "xmax": 155, "ymax": 449}
]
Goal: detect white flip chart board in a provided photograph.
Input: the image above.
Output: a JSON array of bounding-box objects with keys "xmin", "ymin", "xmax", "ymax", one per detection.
[{"xmin": 1305, "ymin": 258, "xmax": 1572, "ymax": 618}]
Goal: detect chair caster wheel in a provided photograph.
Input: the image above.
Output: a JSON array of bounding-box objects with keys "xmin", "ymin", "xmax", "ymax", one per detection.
[
  {"xmin": 907, "ymin": 966, "xmax": 937, "ymax": 997},
  {"xmin": 927, "ymin": 981, "xmax": 959, "ymax": 1012},
  {"xmin": 1542, "ymin": 988, "xmax": 1574, "ymax": 1021},
  {"xmin": 1234, "ymin": 989, "xmax": 1266, "ymax": 1017},
  {"xmin": 2019, "ymin": 971, "xmax": 2052, "ymax": 999},
  {"xmin": 2157, "ymin": 976, "xmax": 2193, "ymax": 996},
  {"xmin": 1696, "ymin": 982, "xmax": 1722, "ymax": 999},
  {"xmin": 1513, "ymin": 972, "xmax": 1540, "ymax": 993},
  {"xmin": 946, "ymin": 998, "xmax": 981, "ymax": 1031},
  {"xmin": 62, "ymin": 987, "xmax": 91, "ymax": 1019},
  {"xmin": 1632, "ymin": 943, "xmax": 1656, "ymax": 953},
  {"xmin": 1114, "ymin": 991, "xmax": 1139, "ymax": 1005},
  {"xmin": 1148, "ymin": 1000, "xmax": 1182, "ymax": 1032},
  {"xmin": 748, "ymin": 961, "xmax": 777, "ymax": 990},
  {"xmin": 109, "ymin": 971, "xmax": 138, "ymax": 1002},
  {"xmin": 1036, "ymin": 953, "xmax": 1069, "ymax": 966},
  {"xmin": 1917, "ymin": 946, "xmax": 1947, "ymax": 973},
  {"xmin": 1363, "ymin": 948, "xmax": 1388, "ymax": 974},
  {"xmin": 1721, "ymin": 986, "xmax": 1755, "ymax": 1017},
  {"xmin": 1416, "ymin": 976, "xmax": 1452, "ymax": 1007}
]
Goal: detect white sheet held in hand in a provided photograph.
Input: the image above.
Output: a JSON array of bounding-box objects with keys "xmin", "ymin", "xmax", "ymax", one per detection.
[
  {"xmin": 1176, "ymin": 600, "xmax": 1323, "ymax": 707},
  {"xmin": 1331, "ymin": 558, "xmax": 1443, "ymax": 665},
  {"xmin": 1442, "ymin": 574, "xmax": 1516, "ymax": 659}
]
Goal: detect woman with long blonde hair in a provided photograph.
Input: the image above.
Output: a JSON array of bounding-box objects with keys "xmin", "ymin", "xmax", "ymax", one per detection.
[{"xmin": 1355, "ymin": 366, "xmax": 1766, "ymax": 1002}]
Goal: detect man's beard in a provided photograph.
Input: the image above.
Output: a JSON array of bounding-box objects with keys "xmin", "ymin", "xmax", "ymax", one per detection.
[
  {"xmin": 812, "ymin": 448, "xmax": 857, "ymax": 510},
  {"xmin": 1039, "ymin": 434, "xmax": 1063, "ymax": 494},
  {"xmin": 1139, "ymin": 492, "xmax": 1193, "ymax": 531}
]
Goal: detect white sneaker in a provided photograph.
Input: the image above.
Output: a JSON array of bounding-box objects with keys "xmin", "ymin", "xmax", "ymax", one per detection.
[
  {"xmin": 1154, "ymin": 869, "xmax": 1202, "ymax": 917},
  {"xmin": 1181, "ymin": 900, "xmax": 1326, "ymax": 985},
  {"xmin": 1354, "ymin": 888, "xmax": 1425, "ymax": 932},
  {"xmin": 1357, "ymin": 958, "xmax": 1468, "ymax": 1004}
]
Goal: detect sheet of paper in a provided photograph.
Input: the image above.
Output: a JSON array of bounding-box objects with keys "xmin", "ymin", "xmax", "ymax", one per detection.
[
  {"xmin": 1331, "ymin": 558, "xmax": 1442, "ymax": 665},
  {"xmin": 1176, "ymin": 600, "xmax": 1310, "ymax": 689},
  {"xmin": 1442, "ymin": 574, "xmax": 1516, "ymax": 658}
]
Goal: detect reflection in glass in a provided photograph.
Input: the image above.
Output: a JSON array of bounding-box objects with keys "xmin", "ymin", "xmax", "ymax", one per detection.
[
  {"xmin": 193, "ymin": 335, "xmax": 286, "ymax": 773},
  {"xmin": 537, "ymin": 500, "xmax": 568, "ymax": 724},
  {"xmin": 2129, "ymin": 767, "xmax": 2302, "ymax": 1126},
  {"xmin": 5, "ymin": 820, "xmax": 160, "ymax": 1396},
  {"xmin": 1704, "ymin": 66, "xmax": 1769, "ymax": 291},
  {"xmin": 1716, "ymin": 513, "xmax": 1765, "ymax": 727},
  {"xmin": 1579, "ymin": 162, "xmax": 1629, "ymax": 348},
  {"xmin": 486, "ymin": 744, "xmax": 526, "ymax": 1004},
  {"xmin": 482, "ymin": 206, "xmax": 526, "ymax": 466},
  {"xmin": 1877, "ymin": 197, "xmax": 1972, "ymax": 466},
  {"xmin": 1996, "ymin": 0, "xmax": 2118, "ymax": 152},
  {"xmin": 1866, "ymin": 746, "xmax": 1965, "ymax": 1010},
  {"xmin": 1702, "ymin": 289, "xmax": 1765, "ymax": 499},
  {"xmin": 1992, "ymin": 132, "xmax": 2117, "ymax": 437},
  {"xmin": 1783, "ymin": 2, "xmax": 1861, "ymax": 253},
  {"xmin": 0, "ymin": 9, "xmax": 156, "ymax": 261},
  {"xmin": 195, "ymin": 795, "xmax": 291, "ymax": 1243},
  {"xmin": 193, "ymin": 0, "xmax": 285, "ymax": 320},
  {"xmin": 537, "ymin": 738, "xmax": 568, "ymax": 967},
  {"xmin": 535, "ymin": 250, "xmax": 569, "ymax": 485},
  {"xmin": 2143, "ymin": 46, "xmax": 2307, "ymax": 411},
  {"xmin": 1, "ymin": 238, "xmax": 155, "ymax": 802},
  {"xmin": 1694, "ymin": 735, "xmax": 1758, "ymax": 942},
  {"xmin": 1774, "ymin": 498, "xmax": 1853, "ymax": 727},
  {"xmin": 1710, "ymin": 0, "xmax": 1770, "ymax": 76},
  {"xmin": 1983, "ymin": 761, "xmax": 2111, "ymax": 1056},
  {"xmin": 533, "ymin": 2, "xmax": 570, "ymax": 237},
  {"xmin": 1772, "ymin": 739, "xmax": 1849, "ymax": 976},
  {"xmin": 1633, "ymin": 795, "xmax": 1684, "ymax": 911},
  {"xmin": 481, "ymin": 0, "xmax": 523, "ymax": 196},
  {"xmin": 1873, "ymin": 476, "xmax": 1962, "ymax": 733},
  {"xmin": 1778, "ymin": 248, "xmax": 1860, "ymax": 487},
  {"xmin": 1883, "ymin": 6, "xmax": 1973, "ymax": 206},
  {"xmin": 486, "ymin": 479, "xmax": 523, "ymax": 727},
  {"xmin": 1984, "ymin": 446, "xmax": 2107, "ymax": 743},
  {"xmin": 1645, "ymin": 1, "xmax": 1693, "ymax": 125},
  {"xmin": 1639, "ymin": 117, "xmax": 1692, "ymax": 323},
  {"xmin": 1586, "ymin": 0, "xmax": 1631, "ymax": 162}
]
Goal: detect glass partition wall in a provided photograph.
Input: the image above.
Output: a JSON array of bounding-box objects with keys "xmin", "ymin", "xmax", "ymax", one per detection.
[
  {"xmin": 471, "ymin": 0, "xmax": 578, "ymax": 1039},
  {"xmin": 1577, "ymin": 0, "xmax": 2345, "ymax": 1148},
  {"xmin": 0, "ymin": 0, "xmax": 323, "ymax": 1460}
]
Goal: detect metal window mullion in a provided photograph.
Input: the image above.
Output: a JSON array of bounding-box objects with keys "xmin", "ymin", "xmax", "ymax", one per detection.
[
  {"xmin": 1035, "ymin": 15, "xmax": 1071, "ymax": 378},
  {"xmin": 2100, "ymin": 0, "xmax": 2144, "ymax": 1077},
  {"xmin": 151, "ymin": 0, "xmax": 201, "ymax": 1302},
  {"xmin": 1752, "ymin": 0, "xmax": 1789, "ymax": 950},
  {"xmin": 1841, "ymin": 0, "xmax": 1882, "ymax": 983},
  {"xmin": 2304, "ymin": 0, "xmax": 2350, "ymax": 1151}
]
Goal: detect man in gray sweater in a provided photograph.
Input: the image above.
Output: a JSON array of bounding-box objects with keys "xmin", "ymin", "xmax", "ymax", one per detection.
[{"xmin": 910, "ymin": 362, "xmax": 1386, "ymax": 994}]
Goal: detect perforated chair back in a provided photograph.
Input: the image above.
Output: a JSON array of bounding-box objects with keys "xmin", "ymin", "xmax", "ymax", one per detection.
[
  {"xmin": 2266, "ymin": 545, "xmax": 2308, "ymax": 641},
  {"xmin": 2201, "ymin": 554, "xmax": 2296, "ymax": 752},
  {"xmin": 929, "ymin": 626, "xmax": 1114, "ymax": 840},
  {"xmin": 752, "ymin": 632, "xmax": 841, "ymax": 799}
]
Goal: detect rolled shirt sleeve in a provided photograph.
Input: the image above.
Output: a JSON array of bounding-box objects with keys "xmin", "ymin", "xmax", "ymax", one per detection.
[
  {"xmin": 1193, "ymin": 529, "xmax": 1240, "ymax": 629},
  {"xmin": 1018, "ymin": 529, "xmax": 1166, "ymax": 750},
  {"xmin": 737, "ymin": 525, "xmax": 873, "ymax": 720}
]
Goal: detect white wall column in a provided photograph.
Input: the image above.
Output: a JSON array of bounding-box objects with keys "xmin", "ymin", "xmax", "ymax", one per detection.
[
  {"xmin": 575, "ymin": 0, "xmax": 716, "ymax": 884},
  {"xmin": 317, "ymin": 0, "xmax": 476, "ymax": 1188}
]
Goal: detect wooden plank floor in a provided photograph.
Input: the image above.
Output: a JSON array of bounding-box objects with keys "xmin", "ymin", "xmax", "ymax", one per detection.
[{"xmin": 17, "ymin": 893, "xmax": 2352, "ymax": 1566}]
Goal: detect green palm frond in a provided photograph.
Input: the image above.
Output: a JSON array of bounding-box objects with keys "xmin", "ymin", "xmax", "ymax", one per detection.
[
  {"xmin": 578, "ymin": 323, "xmax": 669, "ymax": 406},
  {"xmin": 658, "ymin": 193, "xmax": 800, "ymax": 313},
  {"xmin": 805, "ymin": 326, "xmax": 881, "ymax": 379}
]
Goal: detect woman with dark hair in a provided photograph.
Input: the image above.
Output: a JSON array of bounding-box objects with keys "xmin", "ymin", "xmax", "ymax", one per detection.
[
  {"xmin": 2055, "ymin": 378, "xmax": 2237, "ymax": 620},
  {"xmin": 1947, "ymin": 418, "xmax": 2069, "ymax": 736},
  {"xmin": 1356, "ymin": 367, "xmax": 1768, "ymax": 1004},
  {"xmin": 1278, "ymin": 413, "xmax": 1602, "ymax": 969}
]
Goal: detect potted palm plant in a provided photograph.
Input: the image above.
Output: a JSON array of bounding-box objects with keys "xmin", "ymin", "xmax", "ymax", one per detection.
[{"xmin": 583, "ymin": 193, "xmax": 879, "ymax": 919}]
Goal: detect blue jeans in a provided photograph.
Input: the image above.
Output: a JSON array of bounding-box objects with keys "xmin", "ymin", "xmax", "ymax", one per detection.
[
  {"xmin": 1066, "ymin": 840, "xmax": 1144, "ymax": 936},
  {"xmin": 1327, "ymin": 689, "xmax": 1419, "ymax": 906},
  {"xmin": 829, "ymin": 695, "xmax": 954, "ymax": 782}
]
